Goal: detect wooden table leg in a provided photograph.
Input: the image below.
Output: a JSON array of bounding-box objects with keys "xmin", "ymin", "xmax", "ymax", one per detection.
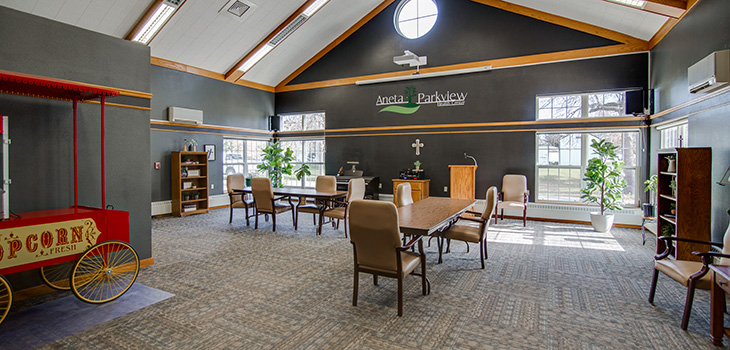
[{"xmin": 710, "ymin": 271, "xmax": 725, "ymax": 346}]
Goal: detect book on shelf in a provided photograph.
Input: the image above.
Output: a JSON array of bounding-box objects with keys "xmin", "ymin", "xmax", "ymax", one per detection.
[
  {"xmin": 187, "ymin": 169, "xmax": 200, "ymax": 177},
  {"xmin": 183, "ymin": 204, "xmax": 197, "ymax": 212}
]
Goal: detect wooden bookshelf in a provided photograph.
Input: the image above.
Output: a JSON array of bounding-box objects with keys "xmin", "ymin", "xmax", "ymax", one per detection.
[
  {"xmin": 656, "ymin": 148, "xmax": 711, "ymax": 261},
  {"xmin": 172, "ymin": 151, "xmax": 209, "ymax": 217}
]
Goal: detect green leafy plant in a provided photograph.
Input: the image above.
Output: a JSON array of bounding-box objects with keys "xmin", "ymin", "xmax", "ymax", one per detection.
[
  {"xmin": 661, "ymin": 224, "xmax": 675, "ymax": 237},
  {"xmin": 256, "ymin": 142, "xmax": 294, "ymax": 188},
  {"xmin": 669, "ymin": 179, "xmax": 677, "ymax": 196},
  {"xmin": 580, "ymin": 139, "xmax": 627, "ymax": 215},
  {"xmin": 294, "ymin": 164, "xmax": 311, "ymax": 181},
  {"xmin": 644, "ymin": 175, "xmax": 658, "ymax": 193},
  {"xmin": 413, "ymin": 160, "xmax": 422, "ymax": 169},
  {"xmin": 184, "ymin": 139, "xmax": 198, "ymax": 151}
]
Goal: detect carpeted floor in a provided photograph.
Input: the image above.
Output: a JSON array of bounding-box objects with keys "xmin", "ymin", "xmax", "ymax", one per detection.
[{"xmin": 11, "ymin": 207, "xmax": 724, "ymax": 349}]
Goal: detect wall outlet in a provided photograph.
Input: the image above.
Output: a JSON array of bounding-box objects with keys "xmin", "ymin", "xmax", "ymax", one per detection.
[
  {"xmin": 211, "ymin": 184, "xmax": 214, "ymax": 189},
  {"xmin": 444, "ymin": 186, "xmax": 448, "ymax": 192}
]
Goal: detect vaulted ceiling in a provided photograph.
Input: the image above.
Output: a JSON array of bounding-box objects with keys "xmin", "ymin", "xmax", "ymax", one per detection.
[{"xmin": 0, "ymin": 0, "xmax": 691, "ymax": 90}]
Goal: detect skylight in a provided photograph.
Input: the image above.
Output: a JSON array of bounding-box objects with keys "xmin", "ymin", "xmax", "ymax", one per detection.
[{"xmin": 605, "ymin": 0, "xmax": 647, "ymax": 9}]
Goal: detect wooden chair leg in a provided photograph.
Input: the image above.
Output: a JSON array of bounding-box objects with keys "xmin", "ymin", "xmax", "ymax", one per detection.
[
  {"xmin": 245, "ymin": 206, "xmax": 250, "ymax": 226},
  {"xmin": 352, "ymin": 267, "xmax": 359, "ymax": 306},
  {"xmin": 255, "ymin": 210, "xmax": 259, "ymax": 229},
  {"xmin": 229, "ymin": 205, "xmax": 233, "ymax": 223},
  {"xmin": 344, "ymin": 217, "xmax": 348, "ymax": 238},
  {"xmin": 681, "ymin": 280, "xmax": 698, "ymax": 330},
  {"xmin": 479, "ymin": 240, "xmax": 485, "ymax": 269},
  {"xmin": 397, "ymin": 275, "xmax": 403, "ymax": 316},
  {"xmin": 294, "ymin": 211, "xmax": 299, "ymax": 230},
  {"xmin": 373, "ymin": 274, "xmax": 378, "ymax": 286},
  {"xmin": 272, "ymin": 212, "xmax": 276, "ymax": 232},
  {"xmin": 483, "ymin": 238, "xmax": 488, "ymax": 260},
  {"xmin": 648, "ymin": 268, "xmax": 659, "ymax": 304},
  {"xmin": 421, "ymin": 257, "xmax": 427, "ymax": 295},
  {"xmin": 523, "ymin": 207, "xmax": 527, "ymax": 227},
  {"xmin": 501, "ymin": 209, "xmax": 504, "ymax": 221},
  {"xmin": 312, "ymin": 214, "xmax": 316, "ymax": 225},
  {"xmin": 318, "ymin": 213, "xmax": 324, "ymax": 235}
]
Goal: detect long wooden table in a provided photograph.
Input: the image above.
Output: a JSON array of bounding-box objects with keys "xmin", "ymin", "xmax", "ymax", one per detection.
[
  {"xmin": 397, "ymin": 197, "xmax": 476, "ymax": 263},
  {"xmin": 710, "ymin": 264, "xmax": 730, "ymax": 346}
]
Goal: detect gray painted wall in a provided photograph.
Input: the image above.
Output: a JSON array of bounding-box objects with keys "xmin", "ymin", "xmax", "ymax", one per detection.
[
  {"xmin": 649, "ymin": 0, "xmax": 730, "ymax": 242},
  {"xmin": 150, "ymin": 66, "xmax": 274, "ymax": 201},
  {"xmin": 0, "ymin": 6, "xmax": 151, "ymax": 289}
]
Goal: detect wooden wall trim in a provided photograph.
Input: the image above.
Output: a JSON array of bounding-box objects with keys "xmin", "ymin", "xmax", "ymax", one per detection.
[
  {"xmin": 277, "ymin": 0, "xmax": 396, "ymax": 89},
  {"xmin": 84, "ymin": 100, "xmax": 152, "ymax": 111},
  {"xmin": 648, "ymin": 0, "xmax": 700, "ymax": 49},
  {"xmin": 471, "ymin": 0, "xmax": 647, "ymax": 45},
  {"xmin": 150, "ymin": 120, "xmax": 273, "ymax": 136},
  {"xmin": 651, "ymin": 99, "xmax": 730, "ymax": 128},
  {"xmin": 649, "ymin": 84, "xmax": 730, "ymax": 120},
  {"xmin": 151, "ymin": 56, "xmax": 275, "ymax": 93},
  {"xmin": 277, "ymin": 44, "xmax": 647, "ymax": 92}
]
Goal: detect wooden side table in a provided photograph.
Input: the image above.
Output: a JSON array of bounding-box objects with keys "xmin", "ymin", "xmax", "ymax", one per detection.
[
  {"xmin": 392, "ymin": 179, "xmax": 430, "ymax": 205},
  {"xmin": 710, "ymin": 264, "xmax": 730, "ymax": 346}
]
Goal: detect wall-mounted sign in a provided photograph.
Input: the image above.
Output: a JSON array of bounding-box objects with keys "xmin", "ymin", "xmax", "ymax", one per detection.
[{"xmin": 377, "ymin": 85, "xmax": 468, "ymax": 114}]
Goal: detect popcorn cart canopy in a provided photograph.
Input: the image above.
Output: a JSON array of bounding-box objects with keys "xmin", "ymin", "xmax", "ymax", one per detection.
[{"xmin": 0, "ymin": 69, "xmax": 119, "ymax": 101}]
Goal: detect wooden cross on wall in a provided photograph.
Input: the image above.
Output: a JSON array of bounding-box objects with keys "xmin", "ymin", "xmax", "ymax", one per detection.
[{"xmin": 412, "ymin": 139, "xmax": 424, "ymax": 155}]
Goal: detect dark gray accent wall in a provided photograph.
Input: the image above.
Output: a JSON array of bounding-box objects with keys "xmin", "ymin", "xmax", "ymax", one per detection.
[
  {"xmin": 150, "ymin": 66, "xmax": 274, "ymax": 201},
  {"xmin": 649, "ymin": 0, "xmax": 730, "ymax": 242},
  {"xmin": 0, "ymin": 6, "xmax": 151, "ymax": 289},
  {"xmin": 292, "ymin": 0, "xmax": 619, "ymax": 84}
]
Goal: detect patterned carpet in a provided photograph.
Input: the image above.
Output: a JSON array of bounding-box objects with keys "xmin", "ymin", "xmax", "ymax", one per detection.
[{"xmin": 13, "ymin": 207, "xmax": 724, "ymax": 349}]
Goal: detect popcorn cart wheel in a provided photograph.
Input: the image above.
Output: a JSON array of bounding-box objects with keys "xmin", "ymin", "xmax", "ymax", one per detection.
[{"xmin": 0, "ymin": 69, "xmax": 139, "ymax": 325}]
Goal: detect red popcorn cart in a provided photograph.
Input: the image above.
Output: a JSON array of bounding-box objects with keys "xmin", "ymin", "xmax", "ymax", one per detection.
[{"xmin": 0, "ymin": 70, "xmax": 139, "ymax": 325}]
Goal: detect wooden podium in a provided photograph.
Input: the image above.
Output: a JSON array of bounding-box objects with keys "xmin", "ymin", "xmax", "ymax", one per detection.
[{"xmin": 449, "ymin": 165, "xmax": 477, "ymax": 199}]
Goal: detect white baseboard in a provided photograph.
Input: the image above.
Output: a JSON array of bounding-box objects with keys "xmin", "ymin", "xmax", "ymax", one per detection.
[{"xmin": 151, "ymin": 194, "xmax": 229, "ymax": 216}]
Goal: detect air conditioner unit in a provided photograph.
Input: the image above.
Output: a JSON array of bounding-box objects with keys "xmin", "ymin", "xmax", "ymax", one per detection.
[
  {"xmin": 168, "ymin": 107, "xmax": 203, "ymax": 124},
  {"xmin": 688, "ymin": 50, "xmax": 730, "ymax": 94}
]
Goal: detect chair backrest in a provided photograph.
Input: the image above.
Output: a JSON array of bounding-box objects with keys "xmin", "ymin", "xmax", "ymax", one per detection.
[
  {"xmin": 349, "ymin": 200, "xmax": 402, "ymax": 272},
  {"xmin": 502, "ymin": 174, "xmax": 527, "ymax": 202},
  {"xmin": 251, "ymin": 177, "xmax": 274, "ymax": 211},
  {"xmin": 346, "ymin": 178, "xmax": 366, "ymax": 203},
  {"xmin": 315, "ymin": 175, "xmax": 337, "ymax": 192},
  {"xmin": 481, "ymin": 186, "xmax": 498, "ymax": 221},
  {"xmin": 396, "ymin": 183, "xmax": 413, "ymax": 207},
  {"xmin": 227, "ymin": 173, "xmax": 246, "ymax": 203}
]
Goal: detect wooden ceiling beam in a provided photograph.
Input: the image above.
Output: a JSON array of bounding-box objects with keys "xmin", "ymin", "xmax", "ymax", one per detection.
[{"xmin": 647, "ymin": 0, "xmax": 699, "ymax": 48}]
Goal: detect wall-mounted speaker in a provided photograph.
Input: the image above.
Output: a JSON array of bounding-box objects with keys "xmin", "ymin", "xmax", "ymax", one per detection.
[
  {"xmin": 625, "ymin": 90, "xmax": 646, "ymax": 116},
  {"xmin": 270, "ymin": 115, "xmax": 280, "ymax": 132}
]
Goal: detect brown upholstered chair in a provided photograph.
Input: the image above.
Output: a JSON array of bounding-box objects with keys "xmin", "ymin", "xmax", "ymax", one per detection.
[
  {"xmin": 395, "ymin": 182, "xmax": 413, "ymax": 208},
  {"xmin": 251, "ymin": 177, "xmax": 294, "ymax": 232},
  {"xmin": 321, "ymin": 178, "xmax": 365, "ymax": 237},
  {"xmin": 349, "ymin": 200, "xmax": 429, "ymax": 316},
  {"xmin": 227, "ymin": 174, "xmax": 254, "ymax": 226},
  {"xmin": 497, "ymin": 174, "xmax": 529, "ymax": 226},
  {"xmin": 648, "ymin": 230, "xmax": 730, "ymax": 330},
  {"xmin": 441, "ymin": 186, "xmax": 498, "ymax": 269},
  {"xmin": 295, "ymin": 175, "xmax": 336, "ymax": 231}
]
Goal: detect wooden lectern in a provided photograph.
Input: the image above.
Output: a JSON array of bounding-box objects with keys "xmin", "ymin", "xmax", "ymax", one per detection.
[{"xmin": 449, "ymin": 165, "xmax": 478, "ymax": 199}]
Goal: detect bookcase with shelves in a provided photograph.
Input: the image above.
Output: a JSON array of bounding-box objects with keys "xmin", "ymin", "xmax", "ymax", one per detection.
[
  {"xmin": 655, "ymin": 148, "xmax": 711, "ymax": 261},
  {"xmin": 172, "ymin": 151, "xmax": 209, "ymax": 217}
]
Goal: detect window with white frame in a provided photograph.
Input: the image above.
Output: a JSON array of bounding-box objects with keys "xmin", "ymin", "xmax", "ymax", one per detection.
[
  {"xmin": 536, "ymin": 131, "xmax": 640, "ymax": 207},
  {"xmin": 222, "ymin": 139, "xmax": 268, "ymax": 192},
  {"xmin": 658, "ymin": 119, "xmax": 689, "ymax": 149},
  {"xmin": 537, "ymin": 91, "xmax": 628, "ymax": 120},
  {"xmin": 278, "ymin": 112, "xmax": 326, "ymax": 187}
]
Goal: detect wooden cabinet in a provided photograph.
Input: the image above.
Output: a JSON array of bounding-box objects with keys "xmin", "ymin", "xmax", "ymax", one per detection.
[
  {"xmin": 449, "ymin": 165, "xmax": 477, "ymax": 199},
  {"xmin": 392, "ymin": 179, "xmax": 430, "ymax": 205},
  {"xmin": 656, "ymin": 148, "xmax": 711, "ymax": 261},
  {"xmin": 172, "ymin": 151, "xmax": 209, "ymax": 217}
]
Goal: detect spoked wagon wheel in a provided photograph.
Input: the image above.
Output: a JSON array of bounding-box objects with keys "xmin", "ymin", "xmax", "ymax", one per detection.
[
  {"xmin": 0, "ymin": 274, "xmax": 12, "ymax": 325},
  {"xmin": 71, "ymin": 241, "xmax": 139, "ymax": 304},
  {"xmin": 40, "ymin": 262, "xmax": 74, "ymax": 290}
]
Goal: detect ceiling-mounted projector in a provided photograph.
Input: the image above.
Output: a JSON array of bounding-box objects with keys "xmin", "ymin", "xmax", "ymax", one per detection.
[{"xmin": 393, "ymin": 50, "xmax": 427, "ymax": 67}]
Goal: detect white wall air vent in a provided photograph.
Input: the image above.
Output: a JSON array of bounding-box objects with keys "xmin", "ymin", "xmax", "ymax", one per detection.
[
  {"xmin": 168, "ymin": 107, "xmax": 203, "ymax": 124},
  {"xmin": 688, "ymin": 50, "xmax": 730, "ymax": 94},
  {"xmin": 269, "ymin": 14, "xmax": 307, "ymax": 45},
  {"xmin": 219, "ymin": 0, "xmax": 257, "ymax": 22},
  {"xmin": 163, "ymin": 0, "xmax": 183, "ymax": 8}
]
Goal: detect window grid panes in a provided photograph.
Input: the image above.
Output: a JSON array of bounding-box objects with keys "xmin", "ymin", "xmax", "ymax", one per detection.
[
  {"xmin": 536, "ymin": 131, "xmax": 639, "ymax": 207},
  {"xmin": 222, "ymin": 139, "xmax": 268, "ymax": 192},
  {"xmin": 279, "ymin": 112, "xmax": 326, "ymax": 188},
  {"xmin": 280, "ymin": 112, "xmax": 325, "ymax": 132},
  {"xmin": 659, "ymin": 121, "xmax": 689, "ymax": 149},
  {"xmin": 537, "ymin": 92, "xmax": 627, "ymax": 120},
  {"xmin": 395, "ymin": 0, "xmax": 438, "ymax": 39}
]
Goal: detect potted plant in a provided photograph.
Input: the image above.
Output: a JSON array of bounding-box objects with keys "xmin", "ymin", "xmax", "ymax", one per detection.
[
  {"xmin": 661, "ymin": 224, "xmax": 675, "ymax": 237},
  {"xmin": 580, "ymin": 139, "xmax": 627, "ymax": 232},
  {"xmin": 642, "ymin": 174, "xmax": 658, "ymax": 217},
  {"xmin": 413, "ymin": 160, "xmax": 422, "ymax": 171},
  {"xmin": 669, "ymin": 178, "xmax": 677, "ymax": 197},
  {"xmin": 294, "ymin": 164, "xmax": 311, "ymax": 182},
  {"xmin": 183, "ymin": 192, "xmax": 191, "ymax": 201},
  {"xmin": 256, "ymin": 141, "xmax": 294, "ymax": 188}
]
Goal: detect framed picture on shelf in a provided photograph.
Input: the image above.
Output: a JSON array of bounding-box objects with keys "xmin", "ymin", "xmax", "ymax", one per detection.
[{"xmin": 204, "ymin": 144, "xmax": 215, "ymax": 161}]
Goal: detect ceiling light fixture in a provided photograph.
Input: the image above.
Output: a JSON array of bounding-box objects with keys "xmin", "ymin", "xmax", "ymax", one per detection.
[
  {"xmin": 604, "ymin": 0, "xmax": 646, "ymax": 8},
  {"xmin": 355, "ymin": 66, "xmax": 491, "ymax": 85},
  {"xmin": 129, "ymin": 0, "xmax": 184, "ymax": 45},
  {"xmin": 236, "ymin": 0, "xmax": 330, "ymax": 74}
]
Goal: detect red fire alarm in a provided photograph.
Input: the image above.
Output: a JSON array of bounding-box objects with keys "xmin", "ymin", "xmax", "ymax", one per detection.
[{"xmin": 154, "ymin": 162, "xmax": 161, "ymax": 169}]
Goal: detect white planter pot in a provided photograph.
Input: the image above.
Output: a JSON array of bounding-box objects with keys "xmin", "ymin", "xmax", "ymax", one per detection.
[{"xmin": 590, "ymin": 213, "xmax": 615, "ymax": 232}]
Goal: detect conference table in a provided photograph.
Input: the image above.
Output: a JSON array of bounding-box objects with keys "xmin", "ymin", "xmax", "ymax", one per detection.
[
  {"xmin": 234, "ymin": 187, "xmax": 347, "ymax": 232},
  {"xmin": 398, "ymin": 197, "xmax": 476, "ymax": 263}
]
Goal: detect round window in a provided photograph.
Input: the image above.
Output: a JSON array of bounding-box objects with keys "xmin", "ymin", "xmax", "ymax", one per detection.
[{"xmin": 394, "ymin": 0, "xmax": 438, "ymax": 39}]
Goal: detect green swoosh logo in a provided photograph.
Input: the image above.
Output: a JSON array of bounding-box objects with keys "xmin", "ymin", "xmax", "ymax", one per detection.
[{"xmin": 378, "ymin": 105, "xmax": 421, "ymax": 114}]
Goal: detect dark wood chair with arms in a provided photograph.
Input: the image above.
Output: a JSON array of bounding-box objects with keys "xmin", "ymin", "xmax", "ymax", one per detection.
[
  {"xmin": 441, "ymin": 186, "xmax": 498, "ymax": 269},
  {"xmin": 496, "ymin": 174, "xmax": 529, "ymax": 226},
  {"xmin": 227, "ymin": 174, "xmax": 254, "ymax": 225},
  {"xmin": 251, "ymin": 177, "xmax": 295, "ymax": 232},
  {"xmin": 349, "ymin": 200, "xmax": 429, "ymax": 316},
  {"xmin": 648, "ymin": 230, "xmax": 730, "ymax": 330},
  {"xmin": 295, "ymin": 175, "xmax": 336, "ymax": 231},
  {"xmin": 321, "ymin": 178, "xmax": 365, "ymax": 238}
]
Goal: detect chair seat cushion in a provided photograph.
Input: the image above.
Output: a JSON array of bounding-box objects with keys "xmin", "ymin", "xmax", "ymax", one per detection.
[
  {"xmin": 443, "ymin": 224, "xmax": 481, "ymax": 243},
  {"xmin": 323, "ymin": 207, "xmax": 345, "ymax": 220},
  {"xmin": 655, "ymin": 259, "xmax": 712, "ymax": 290},
  {"xmin": 497, "ymin": 201, "xmax": 525, "ymax": 210},
  {"xmin": 360, "ymin": 251, "xmax": 422, "ymax": 277},
  {"xmin": 297, "ymin": 204, "xmax": 320, "ymax": 214},
  {"xmin": 231, "ymin": 199, "xmax": 253, "ymax": 208}
]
